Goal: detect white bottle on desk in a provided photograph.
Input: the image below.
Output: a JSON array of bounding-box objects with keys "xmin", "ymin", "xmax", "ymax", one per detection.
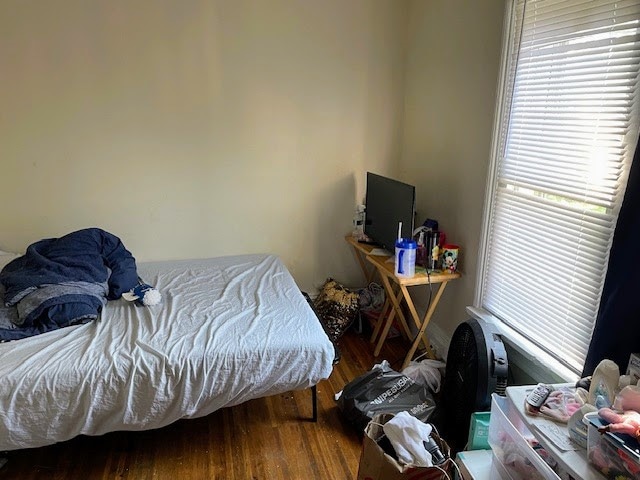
[
  {"xmin": 352, "ymin": 204, "xmax": 366, "ymax": 240},
  {"xmin": 395, "ymin": 238, "xmax": 416, "ymax": 277}
]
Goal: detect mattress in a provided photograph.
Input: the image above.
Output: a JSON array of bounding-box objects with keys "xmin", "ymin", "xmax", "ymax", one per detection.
[{"xmin": 0, "ymin": 254, "xmax": 334, "ymax": 451}]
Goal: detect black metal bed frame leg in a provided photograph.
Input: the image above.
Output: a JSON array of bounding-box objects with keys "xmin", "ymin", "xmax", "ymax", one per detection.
[{"xmin": 311, "ymin": 385, "xmax": 318, "ymax": 422}]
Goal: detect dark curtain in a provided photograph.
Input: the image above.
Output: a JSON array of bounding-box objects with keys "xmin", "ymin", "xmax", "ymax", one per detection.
[{"xmin": 583, "ymin": 134, "xmax": 640, "ymax": 376}]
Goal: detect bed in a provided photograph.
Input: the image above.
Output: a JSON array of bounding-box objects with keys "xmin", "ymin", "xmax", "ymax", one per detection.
[{"xmin": 0, "ymin": 252, "xmax": 335, "ymax": 451}]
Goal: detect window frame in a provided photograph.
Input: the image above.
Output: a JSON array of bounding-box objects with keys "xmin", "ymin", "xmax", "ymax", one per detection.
[{"xmin": 473, "ymin": 0, "xmax": 640, "ymax": 378}]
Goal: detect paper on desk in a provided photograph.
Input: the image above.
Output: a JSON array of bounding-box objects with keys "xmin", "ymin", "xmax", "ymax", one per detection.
[
  {"xmin": 370, "ymin": 248, "xmax": 391, "ymax": 256},
  {"xmin": 530, "ymin": 418, "xmax": 579, "ymax": 451}
]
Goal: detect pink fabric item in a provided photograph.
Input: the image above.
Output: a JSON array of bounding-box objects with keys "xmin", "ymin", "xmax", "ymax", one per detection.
[
  {"xmin": 598, "ymin": 408, "xmax": 640, "ymax": 439},
  {"xmin": 537, "ymin": 389, "xmax": 584, "ymax": 423}
]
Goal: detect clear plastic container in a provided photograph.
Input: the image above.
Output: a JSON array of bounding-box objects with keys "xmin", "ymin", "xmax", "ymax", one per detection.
[
  {"xmin": 586, "ymin": 415, "xmax": 640, "ymax": 480},
  {"xmin": 489, "ymin": 394, "xmax": 561, "ymax": 480},
  {"xmin": 490, "ymin": 451, "xmax": 515, "ymax": 479}
]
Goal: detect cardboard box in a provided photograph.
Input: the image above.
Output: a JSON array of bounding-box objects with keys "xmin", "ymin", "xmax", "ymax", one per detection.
[{"xmin": 357, "ymin": 413, "xmax": 453, "ymax": 480}]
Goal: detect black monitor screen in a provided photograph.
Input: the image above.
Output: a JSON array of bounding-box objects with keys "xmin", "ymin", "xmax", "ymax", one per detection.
[{"xmin": 364, "ymin": 172, "xmax": 415, "ymax": 252}]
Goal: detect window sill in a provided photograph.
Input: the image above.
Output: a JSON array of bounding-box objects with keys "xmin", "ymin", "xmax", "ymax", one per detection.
[{"xmin": 466, "ymin": 306, "xmax": 580, "ymax": 385}]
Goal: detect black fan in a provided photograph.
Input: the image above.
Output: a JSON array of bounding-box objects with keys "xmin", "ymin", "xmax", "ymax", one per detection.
[{"xmin": 439, "ymin": 318, "xmax": 508, "ymax": 454}]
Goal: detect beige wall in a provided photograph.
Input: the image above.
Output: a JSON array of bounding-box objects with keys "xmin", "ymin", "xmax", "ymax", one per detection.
[
  {"xmin": 0, "ymin": 0, "xmax": 407, "ymax": 292},
  {"xmin": 399, "ymin": 1, "xmax": 506, "ymax": 341},
  {"xmin": 1, "ymin": 0, "xmax": 507, "ymax": 328}
]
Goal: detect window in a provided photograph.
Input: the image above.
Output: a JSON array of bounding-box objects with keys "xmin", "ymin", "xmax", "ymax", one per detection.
[{"xmin": 476, "ymin": 0, "xmax": 640, "ymax": 374}]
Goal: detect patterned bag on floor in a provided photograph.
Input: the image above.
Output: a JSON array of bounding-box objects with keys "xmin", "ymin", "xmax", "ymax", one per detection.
[{"xmin": 313, "ymin": 278, "xmax": 359, "ymax": 342}]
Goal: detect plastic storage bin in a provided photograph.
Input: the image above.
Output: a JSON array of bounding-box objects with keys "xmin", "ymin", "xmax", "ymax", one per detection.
[
  {"xmin": 490, "ymin": 451, "xmax": 515, "ymax": 480},
  {"xmin": 587, "ymin": 415, "xmax": 640, "ymax": 480},
  {"xmin": 488, "ymin": 394, "xmax": 561, "ymax": 480}
]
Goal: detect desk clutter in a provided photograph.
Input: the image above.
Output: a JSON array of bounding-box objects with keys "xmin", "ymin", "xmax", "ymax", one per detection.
[
  {"xmin": 412, "ymin": 220, "xmax": 460, "ymax": 275},
  {"xmin": 356, "ymin": 217, "xmax": 462, "ymax": 276},
  {"xmin": 487, "ymin": 356, "xmax": 640, "ymax": 480},
  {"xmin": 344, "ymin": 234, "xmax": 462, "ymax": 368}
]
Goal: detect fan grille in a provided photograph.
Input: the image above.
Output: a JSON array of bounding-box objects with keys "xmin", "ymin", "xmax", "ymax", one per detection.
[
  {"xmin": 441, "ymin": 323, "xmax": 478, "ymax": 453},
  {"xmin": 440, "ymin": 319, "xmax": 508, "ymax": 454}
]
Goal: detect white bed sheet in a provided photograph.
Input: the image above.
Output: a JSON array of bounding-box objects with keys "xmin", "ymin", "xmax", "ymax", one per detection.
[{"xmin": 0, "ymin": 254, "xmax": 334, "ymax": 451}]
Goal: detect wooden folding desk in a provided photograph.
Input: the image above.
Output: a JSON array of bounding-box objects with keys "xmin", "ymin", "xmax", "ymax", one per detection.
[
  {"xmin": 345, "ymin": 235, "xmax": 379, "ymax": 284},
  {"xmin": 345, "ymin": 235, "xmax": 393, "ymax": 340},
  {"xmin": 365, "ymin": 253, "xmax": 461, "ymax": 370}
]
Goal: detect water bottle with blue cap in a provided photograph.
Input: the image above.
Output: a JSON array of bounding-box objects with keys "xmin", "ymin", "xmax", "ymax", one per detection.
[{"xmin": 394, "ymin": 222, "xmax": 416, "ymax": 277}]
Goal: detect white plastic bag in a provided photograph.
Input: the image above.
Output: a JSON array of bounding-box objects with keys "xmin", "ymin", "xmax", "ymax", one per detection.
[{"xmin": 402, "ymin": 359, "xmax": 446, "ymax": 393}]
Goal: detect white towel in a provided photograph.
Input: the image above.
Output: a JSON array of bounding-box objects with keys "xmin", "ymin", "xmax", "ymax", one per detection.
[{"xmin": 382, "ymin": 411, "xmax": 434, "ymax": 467}]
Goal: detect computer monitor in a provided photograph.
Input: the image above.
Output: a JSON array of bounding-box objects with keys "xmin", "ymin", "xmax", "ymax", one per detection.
[{"xmin": 364, "ymin": 172, "xmax": 416, "ymax": 252}]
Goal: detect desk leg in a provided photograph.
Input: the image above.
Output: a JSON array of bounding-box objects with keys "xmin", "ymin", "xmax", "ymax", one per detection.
[
  {"xmin": 401, "ymin": 281, "xmax": 450, "ymax": 370},
  {"xmin": 350, "ymin": 247, "xmax": 376, "ymax": 284},
  {"xmin": 399, "ymin": 285, "xmax": 431, "ymax": 353},
  {"xmin": 370, "ymin": 283, "xmax": 406, "ymax": 344},
  {"xmin": 374, "ymin": 275, "xmax": 412, "ymax": 357},
  {"xmin": 373, "ymin": 302, "xmax": 396, "ymax": 357},
  {"xmin": 369, "ymin": 297, "xmax": 391, "ymax": 344}
]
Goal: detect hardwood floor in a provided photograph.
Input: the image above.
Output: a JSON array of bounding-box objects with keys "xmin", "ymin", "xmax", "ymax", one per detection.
[{"xmin": 0, "ymin": 329, "xmax": 413, "ymax": 480}]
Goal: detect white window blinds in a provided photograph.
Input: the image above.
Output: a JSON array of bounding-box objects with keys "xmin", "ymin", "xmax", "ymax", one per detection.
[{"xmin": 479, "ymin": 0, "xmax": 640, "ymax": 373}]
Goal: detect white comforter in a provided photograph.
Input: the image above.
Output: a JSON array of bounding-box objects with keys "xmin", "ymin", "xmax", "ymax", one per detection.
[{"xmin": 0, "ymin": 254, "xmax": 334, "ymax": 451}]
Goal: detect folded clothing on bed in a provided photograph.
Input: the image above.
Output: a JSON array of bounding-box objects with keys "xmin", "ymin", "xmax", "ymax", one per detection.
[{"xmin": 0, "ymin": 228, "xmax": 139, "ymax": 341}]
